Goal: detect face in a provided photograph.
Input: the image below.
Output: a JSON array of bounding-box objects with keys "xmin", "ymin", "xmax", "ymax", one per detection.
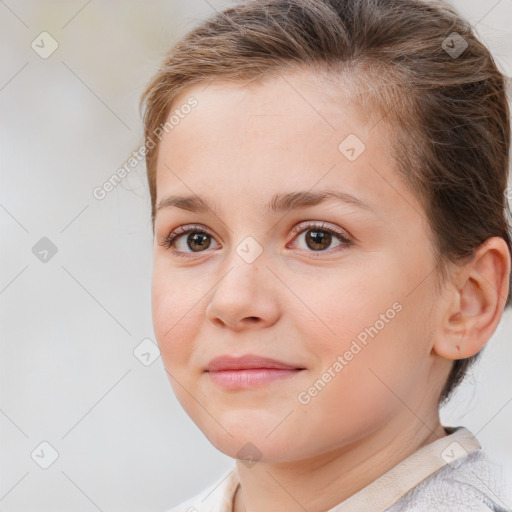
[{"xmin": 151, "ymin": 69, "xmax": 445, "ymax": 463}]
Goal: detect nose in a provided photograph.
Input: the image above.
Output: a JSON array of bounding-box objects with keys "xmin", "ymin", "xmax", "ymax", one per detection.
[{"xmin": 205, "ymin": 255, "xmax": 281, "ymax": 331}]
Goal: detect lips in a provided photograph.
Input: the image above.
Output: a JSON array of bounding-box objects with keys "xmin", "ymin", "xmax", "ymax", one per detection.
[
  {"xmin": 205, "ymin": 354, "xmax": 305, "ymax": 390},
  {"xmin": 206, "ymin": 354, "xmax": 304, "ymax": 372}
]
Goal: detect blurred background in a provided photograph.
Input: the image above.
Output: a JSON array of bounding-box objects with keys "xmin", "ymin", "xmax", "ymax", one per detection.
[{"xmin": 1, "ymin": 0, "xmax": 511, "ymax": 510}]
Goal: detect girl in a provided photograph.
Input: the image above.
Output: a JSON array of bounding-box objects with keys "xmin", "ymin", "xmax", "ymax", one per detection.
[{"xmin": 141, "ymin": 0, "xmax": 511, "ymax": 510}]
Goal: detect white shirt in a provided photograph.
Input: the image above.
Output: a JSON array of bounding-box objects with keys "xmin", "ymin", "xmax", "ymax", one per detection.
[{"xmin": 166, "ymin": 426, "xmax": 511, "ymax": 512}]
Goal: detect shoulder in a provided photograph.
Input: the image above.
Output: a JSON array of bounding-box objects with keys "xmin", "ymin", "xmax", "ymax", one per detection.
[
  {"xmin": 165, "ymin": 464, "xmax": 239, "ymax": 512},
  {"xmin": 387, "ymin": 450, "xmax": 511, "ymax": 512}
]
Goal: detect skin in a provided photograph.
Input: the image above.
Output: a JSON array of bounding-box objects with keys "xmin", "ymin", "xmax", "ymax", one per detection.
[{"xmin": 151, "ymin": 68, "xmax": 510, "ymax": 512}]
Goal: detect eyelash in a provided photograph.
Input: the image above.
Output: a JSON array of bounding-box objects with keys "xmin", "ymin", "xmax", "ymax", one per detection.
[{"xmin": 158, "ymin": 222, "xmax": 352, "ymax": 259}]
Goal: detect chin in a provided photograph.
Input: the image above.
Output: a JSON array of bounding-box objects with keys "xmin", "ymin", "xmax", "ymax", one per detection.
[{"xmin": 200, "ymin": 418, "xmax": 297, "ymax": 463}]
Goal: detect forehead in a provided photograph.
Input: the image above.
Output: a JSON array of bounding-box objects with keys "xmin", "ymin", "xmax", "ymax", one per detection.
[
  {"xmin": 165, "ymin": 69, "xmax": 366, "ymax": 146},
  {"xmin": 154, "ymin": 70, "xmax": 421, "ymax": 223}
]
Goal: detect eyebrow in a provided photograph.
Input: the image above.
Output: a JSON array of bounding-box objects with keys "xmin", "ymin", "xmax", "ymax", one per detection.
[{"xmin": 155, "ymin": 189, "xmax": 378, "ymax": 216}]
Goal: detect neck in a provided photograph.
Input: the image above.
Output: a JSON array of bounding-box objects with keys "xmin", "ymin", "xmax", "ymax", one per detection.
[{"xmin": 233, "ymin": 415, "xmax": 447, "ymax": 512}]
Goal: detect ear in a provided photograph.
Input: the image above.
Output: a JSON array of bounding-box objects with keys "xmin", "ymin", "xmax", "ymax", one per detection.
[{"xmin": 433, "ymin": 236, "xmax": 510, "ymax": 360}]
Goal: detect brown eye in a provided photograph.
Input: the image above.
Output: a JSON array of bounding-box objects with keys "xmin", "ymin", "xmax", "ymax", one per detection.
[
  {"xmin": 290, "ymin": 222, "xmax": 352, "ymax": 254},
  {"xmin": 186, "ymin": 232, "xmax": 211, "ymax": 252},
  {"xmin": 159, "ymin": 224, "xmax": 220, "ymax": 256},
  {"xmin": 305, "ymin": 230, "xmax": 332, "ymax": 251}
]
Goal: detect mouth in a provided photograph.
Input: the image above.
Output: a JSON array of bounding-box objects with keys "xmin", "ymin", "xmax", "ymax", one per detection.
[
  {"xmin": 205, "ymin": 354, "xmax": 306, "ymax": 390},
  {"xmin": 206, "ymin": 368, "xmax": 304, "ymax": 389}
]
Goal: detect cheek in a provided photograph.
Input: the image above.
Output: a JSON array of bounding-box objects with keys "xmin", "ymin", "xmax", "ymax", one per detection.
[
  {"xmin": 285, "ymin": 262, "xmax": 395, "ymax": 349},
  {"xmin": 291, "ymin": 260, "xmax": 431, "ymax": 398},
  {"xmin": 151, "ymin": 265, "xmax": 201, "ymax": 370},
  {"xmin": 152, "ymin": 281, "xmax": 206, "ymax": 418}
]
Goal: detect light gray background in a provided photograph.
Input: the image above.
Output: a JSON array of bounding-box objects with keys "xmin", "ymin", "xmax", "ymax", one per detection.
[{"xmin": 1, "ymin": 1, "xmax": 511, "ymax": 510}]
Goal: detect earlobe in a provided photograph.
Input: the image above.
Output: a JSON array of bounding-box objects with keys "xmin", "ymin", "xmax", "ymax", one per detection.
[{"xmin": 433, "ymin": 236, "xmax": 510, "ymax": 361}]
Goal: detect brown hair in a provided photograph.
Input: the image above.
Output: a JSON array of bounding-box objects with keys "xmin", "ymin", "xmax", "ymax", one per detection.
[{"xmin": 140, "ymin": 0, "xmax": 511, "ymax": 406}]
